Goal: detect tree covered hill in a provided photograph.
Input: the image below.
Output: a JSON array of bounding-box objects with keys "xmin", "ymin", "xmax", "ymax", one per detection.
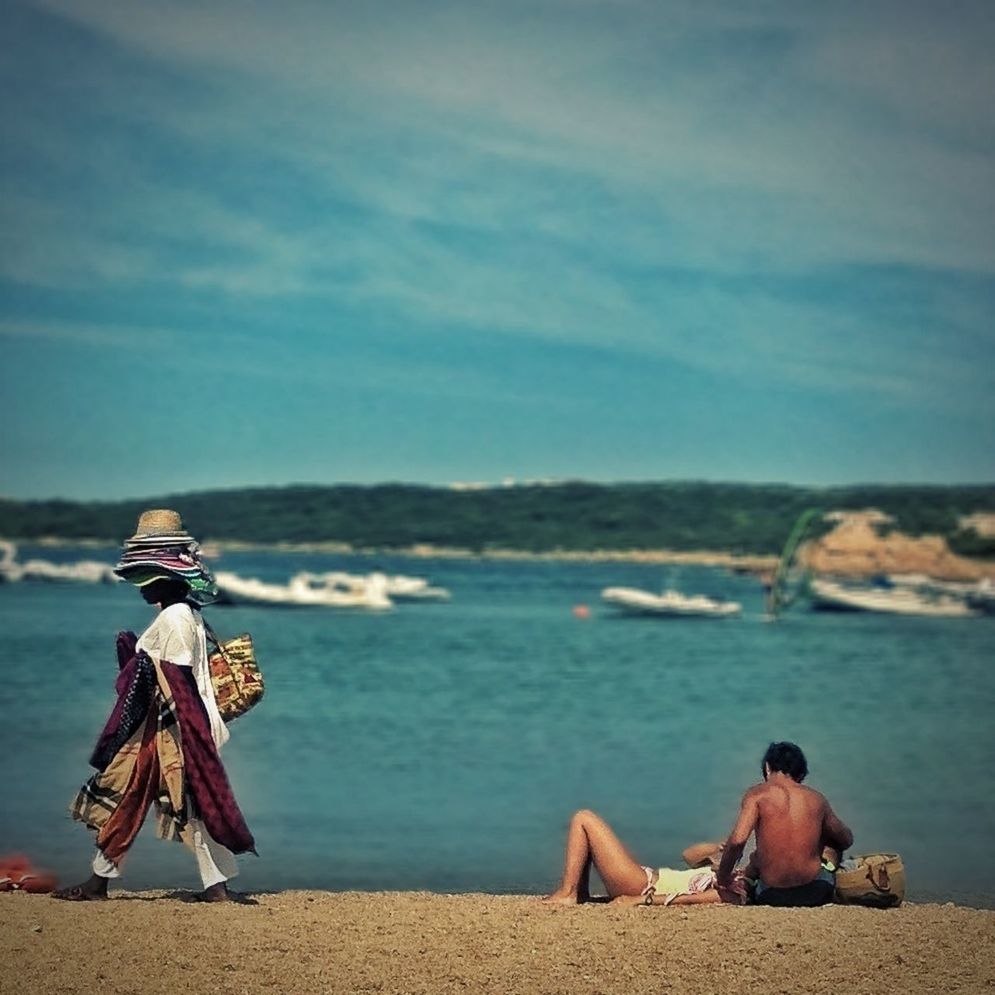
[{"xmin": 1, "ymin": 482, "xmax": 993, "ymax": 556}]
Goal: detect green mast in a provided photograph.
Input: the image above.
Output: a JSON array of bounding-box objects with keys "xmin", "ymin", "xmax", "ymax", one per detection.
[{"xmin": 766, "ymin": 508, "xmax": 823, "ymax": 618}]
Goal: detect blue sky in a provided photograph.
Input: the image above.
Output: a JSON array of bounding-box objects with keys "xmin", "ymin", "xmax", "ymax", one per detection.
[{"xmin": 2, "ymin": 0, "xmax": 993, "ymax": 499}]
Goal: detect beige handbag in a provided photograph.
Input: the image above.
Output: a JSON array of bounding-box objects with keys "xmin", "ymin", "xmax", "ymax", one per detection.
[
  {"xmin": 205, "ymin": 624, "xmax": 265, "ymax": 722},
  {"xmin": 834, "ymin": 854, "xmax": 905, "ymax": 908}
]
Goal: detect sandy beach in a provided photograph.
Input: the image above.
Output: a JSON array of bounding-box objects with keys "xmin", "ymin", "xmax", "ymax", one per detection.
[{"xmin": 3, "ymin": 891, "xmax": 993, "ymax": 995}]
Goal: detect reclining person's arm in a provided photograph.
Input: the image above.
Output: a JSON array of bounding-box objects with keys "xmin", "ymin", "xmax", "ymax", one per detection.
[{"xmin": 682, "ymin": 841, "xmax": 724, "ymax": 868}]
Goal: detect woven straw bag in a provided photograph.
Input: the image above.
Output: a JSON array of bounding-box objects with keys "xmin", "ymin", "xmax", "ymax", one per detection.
[
  {"xmin": 834, "ymin": 854, "xmax": 905, "ymax": 908},
  {"xmin": 205, "ymin": 623, "xmax": 264, "ymax": 722}
]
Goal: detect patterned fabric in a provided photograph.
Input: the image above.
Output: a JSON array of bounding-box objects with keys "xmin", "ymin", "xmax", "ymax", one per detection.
[
  {"xmin": 95, "ymin": 713, "xmax": 163, "ymax": 864},
  {"xmin": 70, "ymin": 709, "xmax": 149, "ymax": 840},
  {"xmin": 69, "ymin": 645, "xmax": 255, "ymax": 867},
  {"xmin": 89, "ymin": 640, "xmax": 156, "ymax": 771},
  {"xmin": 160, "ymin": 662, "xmax": 254, "ymax": 854}
]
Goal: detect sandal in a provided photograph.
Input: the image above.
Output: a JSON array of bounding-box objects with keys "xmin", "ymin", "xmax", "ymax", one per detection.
[{"xmin": 52, "ymin": 885, "xmax": 107, "ymax": 902}]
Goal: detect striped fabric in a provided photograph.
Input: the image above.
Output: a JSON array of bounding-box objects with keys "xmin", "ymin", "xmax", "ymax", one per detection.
[
  {"xmin": 114, "ymin": 541, "xmax": 218, "ymax": 605},
  {"xmin": 70, "ymin": 656, "xmax": 191, "ymax": 863}
]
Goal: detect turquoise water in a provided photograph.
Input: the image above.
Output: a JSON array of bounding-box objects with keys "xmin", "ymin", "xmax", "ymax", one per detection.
[{"xmin": 1, "ymin": 548, "xmax": 993, "ymax": 906}]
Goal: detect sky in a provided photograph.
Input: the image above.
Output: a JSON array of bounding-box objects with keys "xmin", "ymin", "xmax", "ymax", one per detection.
[{"xmin": 2, "ymin": 0, "xmax": 994, "ymax": 500}]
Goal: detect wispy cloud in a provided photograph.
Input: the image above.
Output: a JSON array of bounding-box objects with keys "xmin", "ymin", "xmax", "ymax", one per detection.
[
  {"xmin": 19, "ymin": 0, "xmax": 995, "ymax": 274},
  {"xmin": 3, "ymin": 0, "xmax": 994, "ymax": 494}
]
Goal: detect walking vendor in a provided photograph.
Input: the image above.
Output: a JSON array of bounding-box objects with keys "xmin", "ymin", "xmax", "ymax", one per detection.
[{"xmin": 55, "ymin": 510, "xmax": 254, "ymax": 902}]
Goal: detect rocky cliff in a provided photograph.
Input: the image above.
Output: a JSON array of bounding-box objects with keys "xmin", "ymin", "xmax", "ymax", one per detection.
[{"xmin": 800, "ymin": 512, "xmax": 994, "ymax": 581}]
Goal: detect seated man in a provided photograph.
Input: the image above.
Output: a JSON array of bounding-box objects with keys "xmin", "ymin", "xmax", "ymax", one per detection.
[{"xmin": 716, "ymin": 741, "xmax": 853, "ymax": 907}]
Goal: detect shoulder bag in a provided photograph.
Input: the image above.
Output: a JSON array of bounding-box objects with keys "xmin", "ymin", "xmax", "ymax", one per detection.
[{"xmin": 204, "ymin": 620, "xmax": 265, "ymax": 722}]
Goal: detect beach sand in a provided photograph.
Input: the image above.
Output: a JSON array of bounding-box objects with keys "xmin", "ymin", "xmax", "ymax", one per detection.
[{"xmin": 3, "ymin": 891, "xmax": 993, "ymax": 994}]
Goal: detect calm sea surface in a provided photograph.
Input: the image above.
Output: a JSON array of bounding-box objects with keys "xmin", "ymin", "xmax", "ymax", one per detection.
[{"xmin": 1, "ymin": 547, "xmax": 993, "ymax": 906}]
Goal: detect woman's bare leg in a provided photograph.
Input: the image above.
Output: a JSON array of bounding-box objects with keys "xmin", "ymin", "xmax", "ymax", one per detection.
[{"xmin": 544, "ymin": 809, "xmax": 649, "ymax": 905}]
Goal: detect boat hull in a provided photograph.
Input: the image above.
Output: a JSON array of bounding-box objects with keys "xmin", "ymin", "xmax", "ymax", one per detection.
[
  {"xmin": 601, "ymin": 587, "xmax": 741, "ymax": 618},
  {"xmin": 809, "ymin": 579, "xmax": 976, "ymax": 617}
]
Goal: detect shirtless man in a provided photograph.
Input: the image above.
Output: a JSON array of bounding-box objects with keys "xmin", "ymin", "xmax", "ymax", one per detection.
[{"xmin": 716, "ymin": 741, "xmax": 853, "ymax": 907}]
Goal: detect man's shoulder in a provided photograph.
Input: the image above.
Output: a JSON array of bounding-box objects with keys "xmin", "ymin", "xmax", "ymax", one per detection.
[
  {"xmin": 742, "ymin": 782, "xmax": 768, "ymax": 802},
  {"xmin": 798, "ymin": 782, "xmax": 830, "ymax": 803},
  {"xmin": 749, "ymin": 779, "xmax": 827, "ymax": 804}
]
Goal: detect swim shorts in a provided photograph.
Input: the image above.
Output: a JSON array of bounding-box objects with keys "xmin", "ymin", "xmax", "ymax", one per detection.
[{"xmin": 754, "ymin": 867, "xmax": 835, "ymax": 908}]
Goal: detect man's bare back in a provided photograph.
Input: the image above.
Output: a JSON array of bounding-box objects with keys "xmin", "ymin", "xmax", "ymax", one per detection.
[
  {"xmin": 717, "ymin": 742, "xmax": 853, "ymax": 903},
  {"xmin": 745, "ymin": 777, "xmax": 843, "ymax": 887}
]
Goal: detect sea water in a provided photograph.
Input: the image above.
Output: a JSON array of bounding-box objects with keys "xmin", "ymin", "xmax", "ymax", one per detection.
[{"xmin": 1, "ymin": 547, "xmax": 993, "ymax": 907}]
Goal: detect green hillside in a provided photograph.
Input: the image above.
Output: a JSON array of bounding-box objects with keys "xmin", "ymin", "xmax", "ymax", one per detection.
[{"xmin": 1, "ymin": 482, "xmax": 993, "ymax": 557}]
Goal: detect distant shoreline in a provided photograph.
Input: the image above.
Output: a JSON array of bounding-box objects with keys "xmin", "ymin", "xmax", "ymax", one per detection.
[
  {"xmin": 13, "ymin": 533, "xmax": 995, "ymax": 582},
  {"xmin": 20, "ymin": 535, "xmax": 778, "ymax": 573}
]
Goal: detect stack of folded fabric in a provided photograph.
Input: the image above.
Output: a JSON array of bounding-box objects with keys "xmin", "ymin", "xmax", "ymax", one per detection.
[{"xmin": 113, "ymin": 509, "xmax": 219, "ymax": 605}]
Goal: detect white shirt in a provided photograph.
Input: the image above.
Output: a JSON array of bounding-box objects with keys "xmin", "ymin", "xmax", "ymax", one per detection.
[{"xmin": 136, "ymin": 602, "xmax": 230, "ymax": 750}]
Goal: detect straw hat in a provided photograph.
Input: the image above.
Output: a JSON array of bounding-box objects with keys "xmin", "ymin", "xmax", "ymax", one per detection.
[
  {"xmin": 115, "ymin": 508, "xmax": 219, "ymax": 604},
  {"xmin": 126, "ymin": 509, "xmax": 192, "ymax": 545}
]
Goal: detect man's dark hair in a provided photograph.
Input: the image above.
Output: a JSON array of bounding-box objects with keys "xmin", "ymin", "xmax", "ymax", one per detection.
[{"xmin": 762, "ymin": 741, "xmax": 808, "ymax": 782}]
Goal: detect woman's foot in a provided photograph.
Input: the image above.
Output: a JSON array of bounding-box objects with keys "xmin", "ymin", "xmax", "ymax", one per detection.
[
  {"xmin": 53, "ymin": 874, "xmax": 108, "ymax": 901},
  {"xmin": 193, "ymin": 882, "xmax": 230, "ymax": 903},
  {"xmin": 542, "ymin": 889, "xmax": 580, "ymax": 906}
]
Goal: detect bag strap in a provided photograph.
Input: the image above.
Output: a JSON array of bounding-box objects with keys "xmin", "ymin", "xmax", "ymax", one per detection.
[{"xmin": 202, "ymin": 618, "xmax": 229, "ymax": 663}]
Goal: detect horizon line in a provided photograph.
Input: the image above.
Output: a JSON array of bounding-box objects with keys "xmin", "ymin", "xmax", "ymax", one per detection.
[{"xmin": 3, "ymin": 476, "xmax": 995, "ymax": 505}]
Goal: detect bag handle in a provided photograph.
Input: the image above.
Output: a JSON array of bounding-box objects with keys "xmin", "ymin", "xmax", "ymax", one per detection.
[
  {"xmin": 202, "ymin": 618, "xmax": 229, "ymax": 663},
  {"xmin": 864, "ymin": 855, "xmax": 892, "ymax": 892}
]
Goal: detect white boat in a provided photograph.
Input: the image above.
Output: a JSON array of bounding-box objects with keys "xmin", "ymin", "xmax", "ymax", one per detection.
[
  {"xmin": 601, "ymin": 586, "xmax": 742, "ymax": 618},
  {"xmin": 383, "ymin": 574, "xmax": 451, "ymax": 602},
  {"xmin": 0, "ymin": 541, "xmax": 117, "ymax": 584},
  {"xmin": 214, "ymin": 570, "xmax": 393, "ymax": 610},
  {"xmin": 808, "ymin": 578, "xmax": 977, "ymax": 617},
  {"xmin": 888, "ymin": 574, "xmax": 995, "ymax": 615},
  {"xmin": 305, "ymin": 570, "xmax": 450, "ymax": 602},
  {"xmin": 966, "ymin": 579, "xmax": 995, "ymax": 615}
]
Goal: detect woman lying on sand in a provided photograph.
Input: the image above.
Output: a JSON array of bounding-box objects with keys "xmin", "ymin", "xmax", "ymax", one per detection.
[{"xmin": 543, "ymin": 809, "xmax": 750, "ymax": 907}]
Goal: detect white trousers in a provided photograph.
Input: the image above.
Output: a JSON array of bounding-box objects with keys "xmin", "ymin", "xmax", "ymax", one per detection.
[{"xmin": 92, "ymin": 818, "xmax": 238, "ymax": 889}]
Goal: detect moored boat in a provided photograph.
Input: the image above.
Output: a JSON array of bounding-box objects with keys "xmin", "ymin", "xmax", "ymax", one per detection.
[
  {"xmin": 601, "ymin": 586, "xmax": 741, "ymax": 618},
  {"xmin": 808, "ymin": 578, "xmax": 976, "ymax": 617},
  {"xmin": 214, "ymin": 570, "xmax": 393, "ymax": 610}
]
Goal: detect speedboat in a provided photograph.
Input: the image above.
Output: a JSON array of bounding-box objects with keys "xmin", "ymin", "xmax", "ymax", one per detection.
[
  {"xmin": 966, "ymin": 579, "xmax": 995, "ymax": 615},
  {"xmin": 383, "ymin": 574, "xmax": 451, "ymax": 602},
  {"xmin": 888, "ymin": 574, "xmax": 995, "ymax": 616},
  {"xmin": 214, "ymin": 570, "xmax": 393, "ymax": 610},
  {"xmin": 601, "ymin": 587, "xmax": 741, "ymax": 618},
  {"xmin": 0, "ymin": 541, "xmax": 117, "ymax": 584},
  {"xmin": 808, "ymin": 578, "xmax": 976, "ymax": 617},
  {"xmin": 308, "ymin": 570, "xmax": 450, "ymax": 602}
]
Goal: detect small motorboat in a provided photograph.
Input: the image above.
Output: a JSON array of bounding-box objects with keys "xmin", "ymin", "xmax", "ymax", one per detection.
[
  {"xmin": 601, "ymin": 587, "xmax": 742, "ymax": 618},
  {"xmin": 383, "ymin": 574, "xmax": 451, "ymax": 602},
  {"xmin": 808, "ymin": 578, "xmax": 976, "ymax": 617},
  {"xmin": 214, "ymin": 570, "xmax": 393, "ymax": 610},
  {"xmin": 966, "ymin": 579, "xmax": 995, "ymax": 615},
  {"xmin": 308, "ymin": 571, "xmax": 450, "ymax": 602},
  {"xmin": 0, "ymin": 541, "xmax": 117, "ymax": 584}
]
